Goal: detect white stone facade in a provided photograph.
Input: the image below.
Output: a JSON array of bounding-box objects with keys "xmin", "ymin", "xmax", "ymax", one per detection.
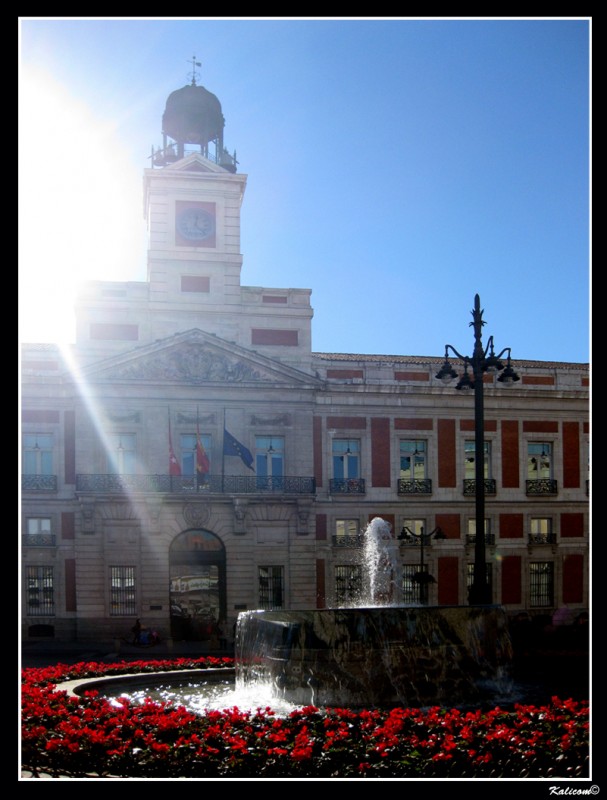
[{"xmin": 20, "ymin": 145, "xmax": 589, "ymax": 644}]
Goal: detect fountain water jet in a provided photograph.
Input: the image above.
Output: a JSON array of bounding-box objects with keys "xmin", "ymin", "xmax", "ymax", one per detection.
[
  {"xmin": 236, "ymin": 518, "xmax": 513, "ymax": 708},
  {"xmin": 361, "ymin": 517, "xmax": 404, "ymax": 606}
]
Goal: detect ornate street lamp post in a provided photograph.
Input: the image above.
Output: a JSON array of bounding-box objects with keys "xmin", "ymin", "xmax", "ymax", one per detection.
[
  {"xmin": 435, "ymin": 294, "xmax": 520, "ymax": 605},
  {"xmin": 399, "ymin": 525, "xmax": 446, "ymax": 604}
]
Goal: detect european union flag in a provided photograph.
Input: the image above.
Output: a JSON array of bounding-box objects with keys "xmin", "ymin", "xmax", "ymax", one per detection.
[{"xmin": 223, "ymin": 429, "xmax": 255, "ymax": 471}]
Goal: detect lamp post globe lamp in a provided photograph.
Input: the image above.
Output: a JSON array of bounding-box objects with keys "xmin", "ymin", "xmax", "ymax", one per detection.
[
  {"xmin": 436, "ymin": 294, "xmax": 519, "ymax": 605},
  {"xmin": 399, "ymin": 525, "xmax": 446, "ymax": 605}
]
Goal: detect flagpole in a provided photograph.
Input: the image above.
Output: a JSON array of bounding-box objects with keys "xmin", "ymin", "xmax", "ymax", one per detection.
[
  {"xmin": 222, "ymin": 408, "xmax": 226, "ymax": 493},
  {"xmin": 168, "ymin": 406, "xmax": 182, "ymax": 488}
]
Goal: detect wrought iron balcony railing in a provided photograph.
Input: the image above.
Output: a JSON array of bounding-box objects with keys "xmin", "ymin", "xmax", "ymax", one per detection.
[
  {"xmin": 397, "ymin": 478, "xmax": 432, "ymax": 494},
  {"xmin": 465, "ymin": 533, "xmax": 496, "ymax": 546},
  {"xmin": 463, "ymin": 478, "xmax": 497, "ymax": 495},
  {"xmin": 331, "ymin": 534, "xmax": 364, "ymax": 548},
  {"xmin": 526, "ymin": 479, "xmax": 558, "ymax": 495},
  {"xmin": 21, "ymin": 475, "xmax": 58, "ymax": 491},
  {"xmin": 399, "ymin": 535, "xmax": 437, "ymax": 547},
  {"xmin": 528, "ymin": 533, "xmax": 557, "ymax": 545},
  {"xmin": 22, "ymin": 534, "xmax": 56, "ymax": 547},
  {"xmin": 76, "ymin": 474, "xmax": 316, "ymax": 495},
  {"xmin": 329, "ymin": 478, "xmax": 366, "ymax": 494}
]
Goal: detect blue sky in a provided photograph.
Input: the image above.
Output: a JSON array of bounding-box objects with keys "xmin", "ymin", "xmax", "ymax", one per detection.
[{"xmin": 19, "ymin": 17, "xmax": 590, "ymax": 363}]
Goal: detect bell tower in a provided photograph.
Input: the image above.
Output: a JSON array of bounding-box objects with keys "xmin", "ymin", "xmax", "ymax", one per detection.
[
  {"xmin": 74, "ymin": 60, "xmax": 313, "ymax": 372},
  {"xmin": 143, "ymin": 59, "xmax": 248, "ymax": 342}
]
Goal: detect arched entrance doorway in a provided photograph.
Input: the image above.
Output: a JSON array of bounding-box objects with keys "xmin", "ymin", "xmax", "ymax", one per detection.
[{"xmin": 169, "ymin": 529, "xmax": 226, "ymax": 642}]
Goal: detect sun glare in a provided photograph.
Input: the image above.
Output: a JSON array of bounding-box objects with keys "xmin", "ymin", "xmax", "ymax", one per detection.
[{"xmin": 19, "ymin": 67, "xmax": 146, "ymax": 345}]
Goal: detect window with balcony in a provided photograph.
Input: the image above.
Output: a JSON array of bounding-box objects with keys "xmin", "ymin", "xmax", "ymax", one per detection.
[
  {"xmin": 25, "ymin": 566, "xmax": 54, "ymax": 616},
  {"xmin": 463, "ymin": 440, "xmax": 495, "ymax": 494},
  {"xmin": 526, "ymin": 443, "xmax": 557, "ymax": 494},
  {"xmin": 334, "ymin": 564, "xmax": 362, "ymax": 606},
  {"xmin": 110, "ymin": 566, "xmax": 137, "ymax": 616},
  {"xmin": 23, "ymin": 517, "xmax": 54, "ymax": 546},
  {"xmin": 258, "ymin": 566, "xmax": 284, "ymax": 610},
  {"xmin": 466, "ymin": 518, "xmax": 494, "ymax": 545},
  {"xmin": 398, "ymin": 440, "xmax": 431, "ymax": 493},
  {"xmin": 529, "ymin": 518, "xmax": 555, "ymax": 545},
  {"xmin": 400, "ymin": 518, "xmax": 425, "ymax": 538},
  {"xmin": 108, "ymin": 434, "xmax": 137, "ymax": 475},
  {"xmin": 333, "ymin": 519, "xmax": 360, "ymax": 547},
  {"xmin": 330, "ymin": 440, "xmax": 364, "ymax": 493},
  {"xmin": 22, "ymin": 433, "xmax": 55, "ymax": 490},
  {"xmin": 333, "ymin": 439, "xmax": 359, "ymax": 478},
  {"xmin": 23, "ymin": 433, "xmax": 53, "ymax": 474},
  {"xmin": 530, "ymin": 561, "xmax": 554, "ymax": 607},
  {"xmin": 255, "ymin": 436, "xmax": 284, "ymax": 490},
  {"xmin": 181, "ymin": 433, "xmax": 212, "ymax": 476}
]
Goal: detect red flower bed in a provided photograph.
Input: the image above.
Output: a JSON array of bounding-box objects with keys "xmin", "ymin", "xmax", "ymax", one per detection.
[{"xmin": 21, "ymin": 658, "xmax": 589, "ymax": 778}]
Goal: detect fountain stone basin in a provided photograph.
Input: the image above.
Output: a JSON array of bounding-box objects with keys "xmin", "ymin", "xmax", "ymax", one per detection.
[{"xmin": 236, "ymin": 605, "xmax": 513, "ymax": 708}]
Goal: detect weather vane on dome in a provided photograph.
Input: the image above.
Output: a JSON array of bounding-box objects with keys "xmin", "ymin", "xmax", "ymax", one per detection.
[{"xmin": 188, "ymin": 55, "xmax": 202, "ymax": 86}]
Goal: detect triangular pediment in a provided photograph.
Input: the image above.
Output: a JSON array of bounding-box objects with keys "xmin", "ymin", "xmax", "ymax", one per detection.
[
  {"xmin": 82, "ymin": 329, "xmax": 322, "ymax": 387},
  {"xmin": 167, "ymin": 153, "xmax": 226, "ymax": 174}
]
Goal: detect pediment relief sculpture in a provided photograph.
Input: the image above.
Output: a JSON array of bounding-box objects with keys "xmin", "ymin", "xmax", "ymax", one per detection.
[{"xmin": 105, "ymin": 343, "xmax": 275, "ymax": 383}]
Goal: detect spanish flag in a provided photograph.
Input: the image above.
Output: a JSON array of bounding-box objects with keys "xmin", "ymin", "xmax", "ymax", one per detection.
[{"xmin": 196, "ymin": 421, "xmax": 211, "ymax": 480}]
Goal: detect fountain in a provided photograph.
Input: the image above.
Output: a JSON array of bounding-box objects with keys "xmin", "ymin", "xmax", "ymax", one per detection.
[
  {"xmin": 235, "ymin": 518, "xmax": 513, "ymax": 708},
  {"xmin": 77, "ymin": 518, "xmax": 513, "ymax": 714}
]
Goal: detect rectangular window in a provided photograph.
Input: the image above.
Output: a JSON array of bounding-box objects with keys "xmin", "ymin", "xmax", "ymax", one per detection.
[
  {"xmin": 402, "ymin": 563, "xmax": 423, "ymax": 604},
  {"xmin": 464, "ymin": 440, "xmax": 491, "ymax": 479},
  {"xmin": 335, "ymin": 519, "xmax": 359, "ymax": 541},
  {"xmin": 22, "ymin": 433, "xmax": 53, "ymax": 475},
  {"xmin": 332, "ymin": 439, "xmax": 360, "ymax": 479},
  {"xmin": 530, "ymin": 518, "xmax": 554, "ymax": 544},
  {"xmin": 399, "ymin": 440, "xmax": 427, "ymax": 479},
  {"xmin": 25, "ymin": 566, "xmax": 54, "ymax": 616},
  {"xmin": 401, "ymin": 518, "xmax": 425, "ymax": 537},
  {"xmin": 251, "ymin": 329, "xmax": 298, "ymax": 346},
  {"xmin": 27, "ymin": 518, "xmax": 51, "ymax": 535},
  {"xmin": 110, "ymin": 566, "xmax": 137, "ymax": 616},
  {"xmin": 528, "ymin": 443, "xmax": 552, "ymax": 479},
  {"xmin": 258, "ymin": 566, "xmax": 284, "ymax": 610},
  {"xmin": 467, "ymin": 518, "xmax": 491, "ymax": 538},
  {"xmin": 255, "ymin": 436, "xmax": 284, "ymax": 478},
  {"xmin": 335, "ymin": 565, "xmax": 362, "ymax": 606},
  {"xmin": 180, "ymin": 433, "xmax": 212, "ymax": 476},
  {"xmin": 90, "ymin": 323, "xmax": 138, "ymax": 341},
  {"xmin": 181, "ymin": 275, "xmax": 210, "ymax": 293},
  {"xmin": 466, "ymin": 563, "xmax": 493, "ymax": 595},
  {"xmin": 24, "ymin": 517, "xmax": 53, "ymax": 546},
  {"xmin": 530, "ymin": 562, "xmax": 554, "ymax": 607},
  {"xmin": 108, "ymin": 434, "xmax": 137, "ymax": 475}
]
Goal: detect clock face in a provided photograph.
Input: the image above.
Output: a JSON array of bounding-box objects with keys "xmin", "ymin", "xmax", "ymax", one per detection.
[{"xmin": 176, "ymin": 207, "xmax": 215, "ymax": 242}]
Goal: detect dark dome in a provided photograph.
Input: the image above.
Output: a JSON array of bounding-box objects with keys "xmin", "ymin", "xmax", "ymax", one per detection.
[{"xmin": 162, "ymin": 83, "xmax": 225, "ymax": 146}]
